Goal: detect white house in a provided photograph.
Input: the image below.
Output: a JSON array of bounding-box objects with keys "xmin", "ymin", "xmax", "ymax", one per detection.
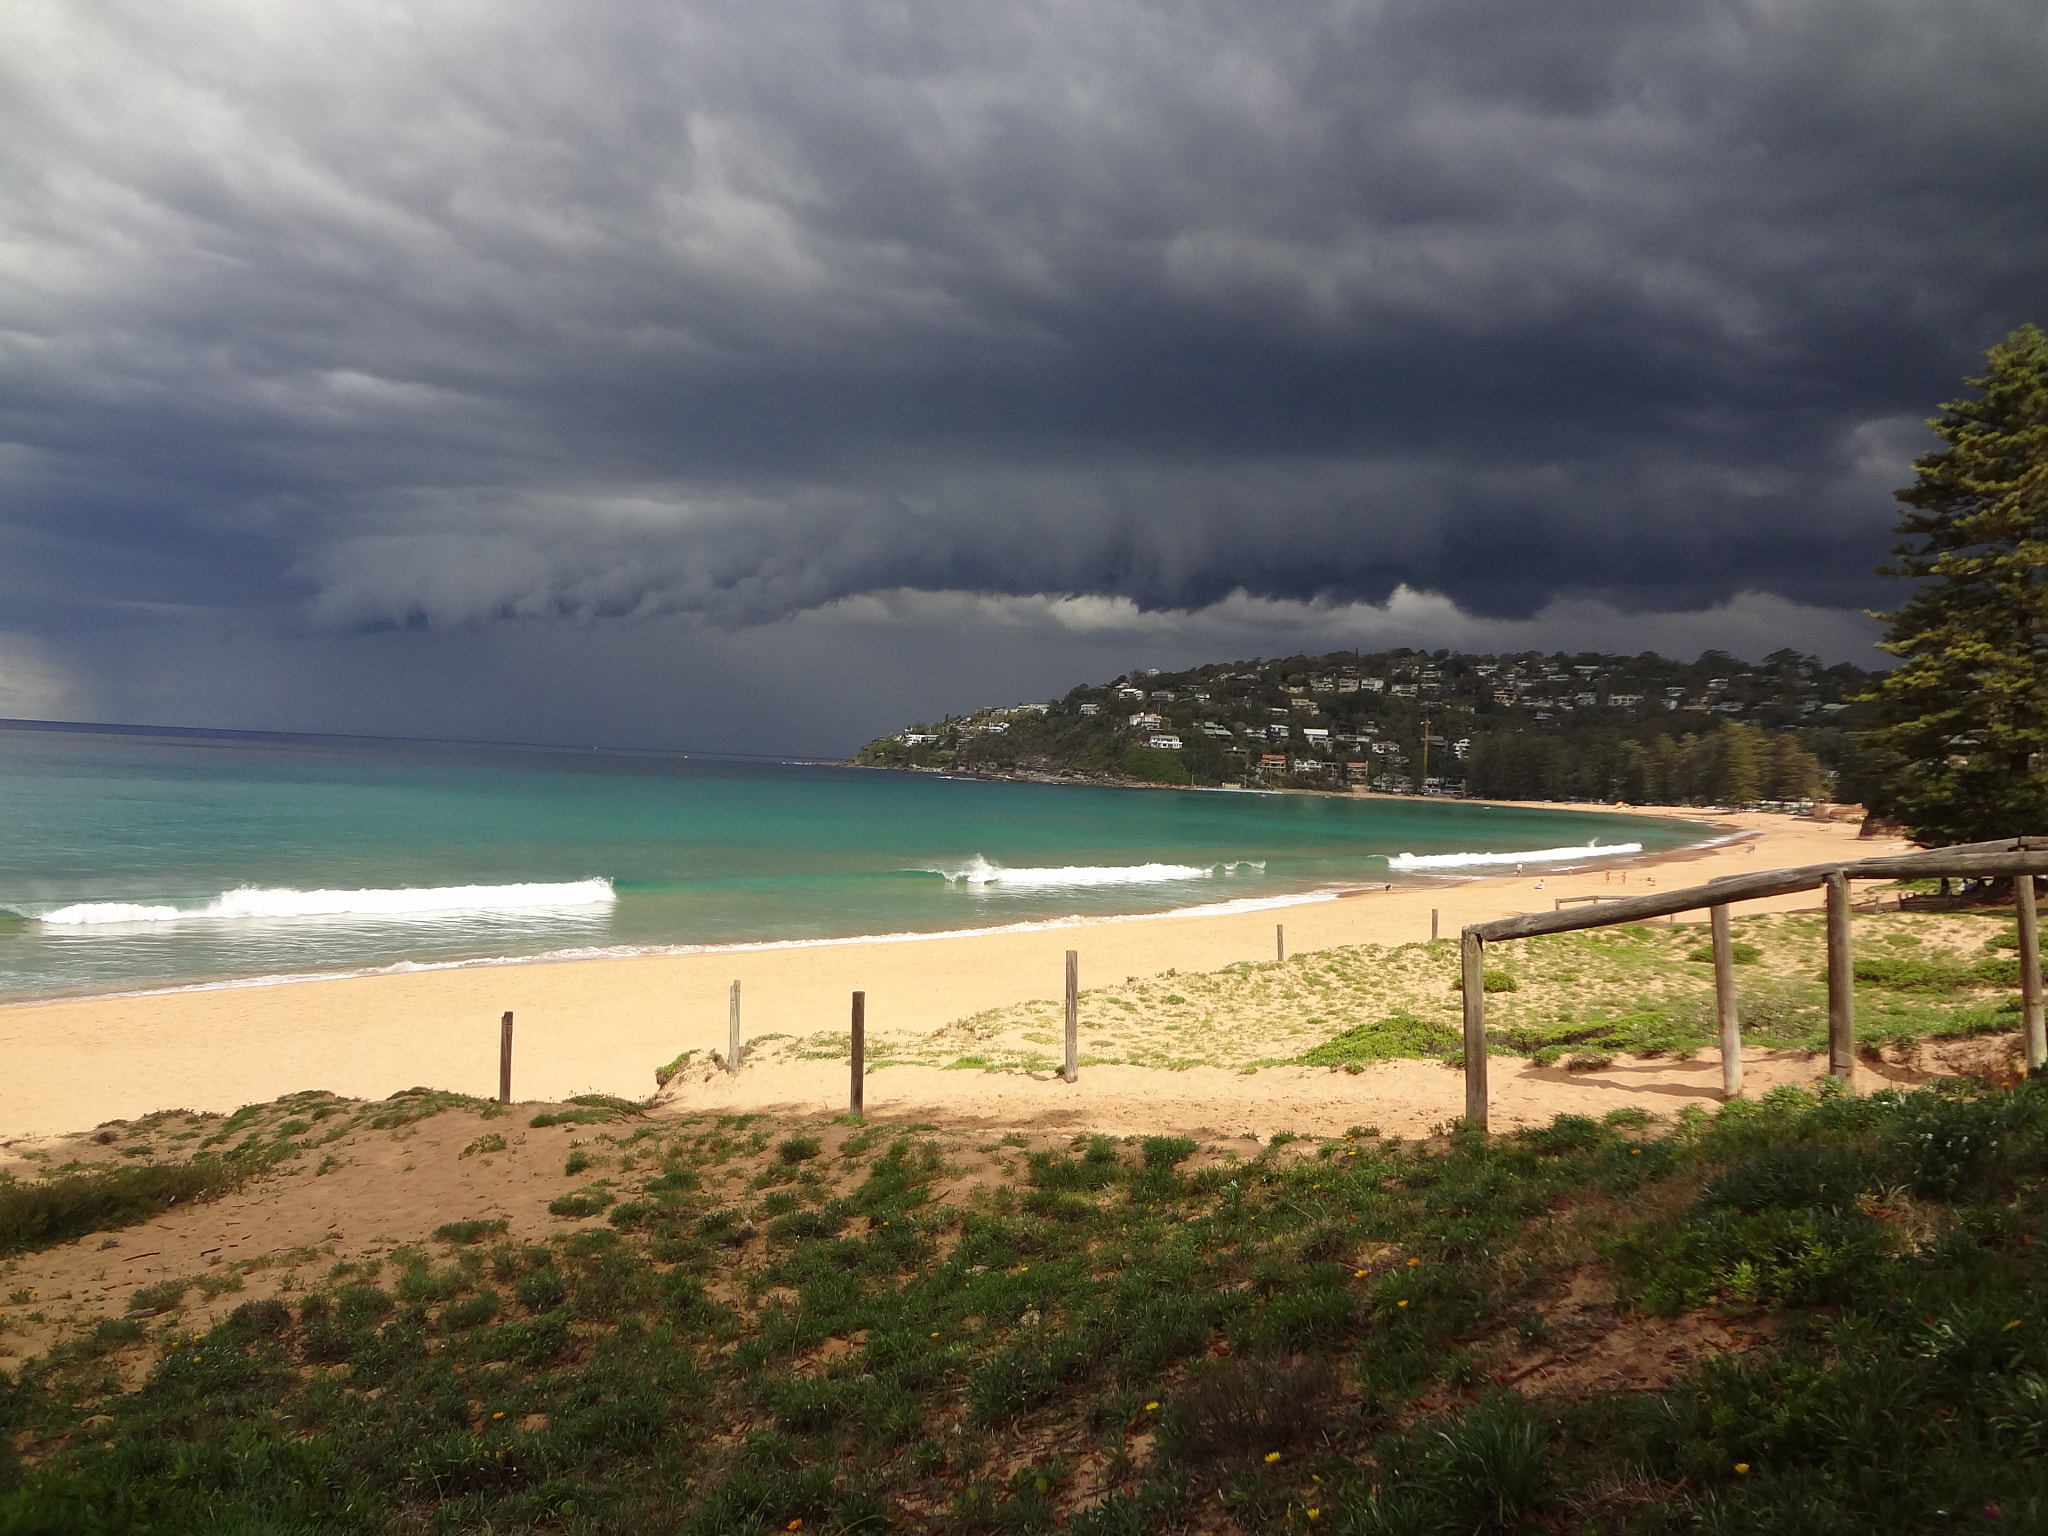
[
  {"xmin": 1128, "ymin": 711, "xmax": 1165, "ymax": 729},
  {"xmin": 1078, "ymin": 702, "xmax": 1100, "ymax": 716},
  {"xmin": 1147, "ymin": 733, "xmax": 1184, "ymax": 751}
]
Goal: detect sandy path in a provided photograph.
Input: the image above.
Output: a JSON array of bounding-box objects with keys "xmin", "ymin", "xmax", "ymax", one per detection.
[{"xmin": 0, "ymin": 808, "xmax": 1906, "ymax": 1138}]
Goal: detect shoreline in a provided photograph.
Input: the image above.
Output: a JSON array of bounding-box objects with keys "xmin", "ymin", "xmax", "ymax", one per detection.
[
  {"xmin": 0, "ymin": 808, "xmax": 1907, "ymax": 1140},
  {"xmin": 0, "ymin": 797, "xmax": 1719, "ymax": 1012}
]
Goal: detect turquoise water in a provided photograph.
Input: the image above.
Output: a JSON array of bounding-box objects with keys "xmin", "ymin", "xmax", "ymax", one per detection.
[{"xmin": 0, "ymin": 723, "xmax": 1711, "ymax": 1001}]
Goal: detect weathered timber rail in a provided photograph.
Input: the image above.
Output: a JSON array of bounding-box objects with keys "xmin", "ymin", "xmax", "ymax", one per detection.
[{"xmin": 1458, "ymin": 836, "xmax": 2048, "ymax": 1130}]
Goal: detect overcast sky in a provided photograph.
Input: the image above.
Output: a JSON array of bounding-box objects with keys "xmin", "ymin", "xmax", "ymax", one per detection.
[{"xmin": 3, "ymin": 0, "xmax": 2044, "ymax": 754}]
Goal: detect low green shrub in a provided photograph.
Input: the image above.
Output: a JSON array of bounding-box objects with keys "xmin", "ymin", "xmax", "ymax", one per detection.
[
  {"xmin": 432, "ymin": 1217, "xmax": 508, "ymax": 1244},
  {"xmin": 776, "ymin": 1134, "xmax": 822, "ymax": 1164},
  {"xmin": 0, "ymin": 1158, "xmax": 254, "ymax": 1258},
  {"xmin": 1450, "ymin": 970, "xmax": 1518, "ymax": 993},
  {"xmin": 547, "ymin": 1187, "xmax": 613, "ymax": 1219},
  {"xmin": 1688, "ymin": 941, "xmax": 1762, "ymax": 964},
  {"xmin": 1300, "ymin": 1013, "xmax": 1458, "ymax": 1065}
]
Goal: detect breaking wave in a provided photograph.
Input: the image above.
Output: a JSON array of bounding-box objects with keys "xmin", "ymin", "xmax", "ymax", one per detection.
[
  {"xmin": 36, "ymin": 879, "xmax": 617, "ymax": 926},
  {"xmin": 921, "ymin": 857, "xmax": 1264, "ymax": 889},
  {"xmin": 1385, "ymin": 842, "xmax": 1642, "ymax": 872}
]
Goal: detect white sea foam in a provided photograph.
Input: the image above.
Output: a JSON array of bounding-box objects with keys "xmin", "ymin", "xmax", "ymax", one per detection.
[
  {"xmin": 22, "ymin": 887, "xmax": 1350, "ymax": 1006},
  {"xmin": 1385, "ymin": 842, "xmax": 1642, "ymax": 872},
  {"xmin": 36, "ymin": 879, "xmax": 616, "ymax": 926},
  {"xmin": 923, "ymin": 856, "xmax": 1263, "ymax": 888}
]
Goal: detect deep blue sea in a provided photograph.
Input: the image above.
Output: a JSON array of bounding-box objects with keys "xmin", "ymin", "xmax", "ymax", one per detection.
[{"xmin": 0, "ymin": 722, "xmax": 1711, "ymax": 1002}]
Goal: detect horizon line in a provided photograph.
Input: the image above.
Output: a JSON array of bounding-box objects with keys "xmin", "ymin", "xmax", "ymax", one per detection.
[{"xmin": 0, "ymin": 715, "xmax": 846, "ymax": 768}]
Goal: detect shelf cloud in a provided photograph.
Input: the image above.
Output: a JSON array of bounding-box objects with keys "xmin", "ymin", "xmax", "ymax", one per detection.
[{"xmin": 3, "ymin": 0, "xmax": 2043, "ymax": 748}]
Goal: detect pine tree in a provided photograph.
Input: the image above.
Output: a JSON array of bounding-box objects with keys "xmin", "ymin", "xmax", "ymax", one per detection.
[
  {"xmin": 1708, "ymin": 720, "xmax": 1764, "ymax": 805},
  {"xmin": 1864, "ymin": 324, "xmax": 2048, "ymax": 845},
  {"xmin": 1765, "ymin": 732, "xmax": 1827, "ymax": 803}
]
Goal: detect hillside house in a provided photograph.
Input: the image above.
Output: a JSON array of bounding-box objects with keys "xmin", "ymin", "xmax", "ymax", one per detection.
[
  {"xmin": 1128, "ymin": 711, "xmax": 1166, "ymax": 729},
  {"xmin": 1147, "ymin": 733, "xmax": 1184, "ymax": 751}
]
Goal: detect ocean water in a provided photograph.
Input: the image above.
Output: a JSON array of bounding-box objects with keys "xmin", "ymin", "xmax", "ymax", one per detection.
[{"xmin": 0, "ymin": 722, "xmax": 1712, "ymax": 1002}]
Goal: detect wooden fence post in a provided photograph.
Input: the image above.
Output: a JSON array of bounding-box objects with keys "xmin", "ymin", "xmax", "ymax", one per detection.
[
  {"xmin": 728, "ymin": 980, "xmax": 742, "ymax": 1073},
  {"xmin": 1064, "ymin": 950, "xmax": 1079, "ymax": 1084},
  {"xmin": 1431, "ymin": 908, "xmax": 1440, "ymax": 942},
  {"xmin": 1276, "ymin": 924, "xmax": 1285, "ymax": 963},
  {"xmin": 1711, "ymin": 903, "xmax": 1742, "ymax": 1098},
  {"xmin": 849, "ymin": 992, "xmax": 865, "ymax": 1118},
  {"xmin": 2019, "ymin": 875, "xmax": 2045, "ymax": 1072},
  {"xmin": 1825, "ymin": 872, "xmax": 1854, "ymax": 1083},
  {"xmin": 498, "ymin": 1011, "xmax": 514, "ymax": 1104},
  {"xmin": 1461, "ymin": 931, "xmax": 1488, "ymax": 1130}
]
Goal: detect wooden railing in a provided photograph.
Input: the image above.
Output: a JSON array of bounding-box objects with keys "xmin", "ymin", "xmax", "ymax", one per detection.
[{"xmin": 1457, "ymin": 837, "xmax": 2048, "ymax": 1130}]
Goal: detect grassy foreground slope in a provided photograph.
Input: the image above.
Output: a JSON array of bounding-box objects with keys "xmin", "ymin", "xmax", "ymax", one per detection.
[{"xmin": 6, "ymin": 1075, "xmax": 2048, "ymax": 1533}]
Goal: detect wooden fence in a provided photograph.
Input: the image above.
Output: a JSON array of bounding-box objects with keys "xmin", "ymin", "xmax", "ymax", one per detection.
[{"xmin": 1458, "ymin": 836, "xmax": 2048, "ymax": 1131}]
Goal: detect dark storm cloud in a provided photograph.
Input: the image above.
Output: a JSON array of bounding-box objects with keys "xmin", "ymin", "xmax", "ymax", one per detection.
[{"xmin": 2, "ymin": 0, "xmax": 2045, "ymax": 698}]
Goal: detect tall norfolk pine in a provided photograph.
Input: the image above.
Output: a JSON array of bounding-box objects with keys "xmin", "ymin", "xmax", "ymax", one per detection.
[{"xmin": 1864, "ymin": 324, "xmax": 2048, "ymax": 845}]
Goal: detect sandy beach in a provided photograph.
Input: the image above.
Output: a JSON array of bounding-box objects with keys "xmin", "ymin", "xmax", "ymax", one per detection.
[{"xmin": 0, "ymin": 807, "xmax": 1914, "ymax": 1140}]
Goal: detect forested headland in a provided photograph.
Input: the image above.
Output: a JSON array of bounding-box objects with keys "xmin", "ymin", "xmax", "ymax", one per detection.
[{"xmin": 851, "ymin": 645, "xmax": 1871, "ymax": 806}]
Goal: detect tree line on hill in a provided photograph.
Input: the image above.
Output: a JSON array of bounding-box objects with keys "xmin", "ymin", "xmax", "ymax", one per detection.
[
  {"xmin": 1465, "ymin": 719, "xmax": 1831, "ymax": 805},
  {"xmin": 853, "ymin": 643, "xmax": 1864, "ymax": 807}
]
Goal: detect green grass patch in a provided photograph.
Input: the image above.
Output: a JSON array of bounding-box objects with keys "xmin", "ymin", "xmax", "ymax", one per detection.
[{"xmin": 0, "ymin": 1157, "xmax": 261, "ymax": 1259}]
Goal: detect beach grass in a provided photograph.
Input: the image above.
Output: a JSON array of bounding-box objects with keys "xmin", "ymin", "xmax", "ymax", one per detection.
[
  {"xmin": 767, "ymin": 908, "xmax": 2025, "ymax": 1078},
  {"xmin": 8, "ymin": 1076, "xmax": 2048, "ymax": 1530}
]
